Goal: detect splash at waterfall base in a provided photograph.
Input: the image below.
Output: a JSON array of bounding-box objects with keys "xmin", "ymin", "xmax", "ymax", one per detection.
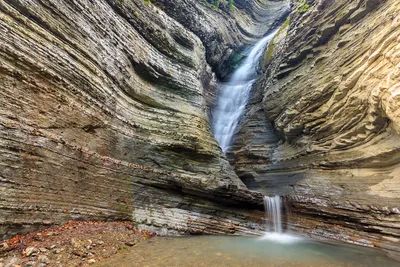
[{"xmin": 262, "ymin": 195, "xmax": 302, "ymax": 244}]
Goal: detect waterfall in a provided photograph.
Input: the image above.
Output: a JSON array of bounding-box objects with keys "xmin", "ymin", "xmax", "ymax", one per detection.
[
  {"xmin": 211, "ymin": 28, "xmax": 280, "ymax": 153},
  {"xmin": 263, "ymin": 195, "xmax": 282, "ymax": 233},
  {"xmin": 261, "ymin": 195, "xmax": 302, "ymax": 244}
]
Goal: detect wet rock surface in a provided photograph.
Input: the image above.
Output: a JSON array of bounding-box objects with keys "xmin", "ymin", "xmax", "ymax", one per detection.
[
  {"xmin": 231, "ymin": 0, "xmax": 400, "ymax": 257},
  {"xmin": 2, "ymin": 0, "xmax": 399, "ymax": 260},
  {"xmin": 0, "ymin": 0, "xmax": 287, "ymax": 239}
]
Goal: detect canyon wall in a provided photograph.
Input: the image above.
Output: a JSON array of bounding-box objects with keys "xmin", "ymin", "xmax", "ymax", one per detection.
[
  {"xmin": 231, "ymin": 0, "xmax": 400, "ymax": 257},
  {"xmin": 0, "ymin": 0, "xmax": 288, "ymax": 238},
  {"xmin": 2, "ymin": 0, "xmax": 398, "ymax": 258}
]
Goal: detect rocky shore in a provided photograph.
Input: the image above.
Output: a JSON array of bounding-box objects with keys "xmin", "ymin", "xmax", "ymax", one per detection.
[{"xmin": 0, "ymin": 221, "xmax": 155, "ymax": 267}]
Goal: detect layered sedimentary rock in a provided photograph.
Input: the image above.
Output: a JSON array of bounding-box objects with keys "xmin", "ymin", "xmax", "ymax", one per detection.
[
  {"xmin": 4, "ymin": 0, "xmax": 398, "ymax": 258},
  {"xmin": 0, "ymin": 0, "xmax": 288, "ymax": 238},
  {"xmin": 231, "ymin": 0, "xmax": 400, "ymax": 257}
]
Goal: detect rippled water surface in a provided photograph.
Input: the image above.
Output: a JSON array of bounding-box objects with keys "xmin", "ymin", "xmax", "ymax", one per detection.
[{"xmin": 96, "ymin": 235, "xmax": 399, "ymax": 267}]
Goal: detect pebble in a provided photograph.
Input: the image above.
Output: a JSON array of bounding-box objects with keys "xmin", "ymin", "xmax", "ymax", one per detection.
[
  {"xmin": 70, "ymin": 238, "xmax": 79, "ymax": 248},
  {"xmin": 39, "ymin": 248, "xmax": 47, "ymax": 253},
  {"xmin": 88, "ymin": 253, "xmax": 95, "ymax": 258},
  {"xmin": 38, "ymin": 255, "xmax": 50, "ymax": 264},
  {"xmin": 23, "ymin": 262, "xmax": 36, "ymax": 267},
  {"xmin": 72, "ymin": 250, "xmax": 84, "ymax": 257},
  {"xmin": 125, "ymin": 241, "xmax": 136, "ymax": 246},
  {"xmin": 42, "ymin": 220, "xmax": 53, "ymax": 225},
  {"xmin": 24, "ymin": 247, "xmax": 38, "ymax": 257},
  {"xmin": 54, "ymin": 248, "xmax": 63, "ymax": 254},
  {"xmin": 33, "ymin": 236, "xmax": 44, "ymax": 242},
  {"xmin": 97, "ymin": 241, "xmax": 104, "ymax": 245},
  {"xmin": 4, "ymin": 256, "xmax": 20, "ymax": 267},
  {"xmin": 0, "ymin": 243, "xmax": 8, "ymax": 250},
  {"xmin": 88, "ymin": 259, "xmax": 96, "ymax": 264}
]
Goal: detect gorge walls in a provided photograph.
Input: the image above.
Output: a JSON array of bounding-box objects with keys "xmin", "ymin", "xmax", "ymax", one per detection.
[
  {"xmin": 0, "ymin": 0, "xmax": 288, "ymax": 238},
  {"xmin": 2, "ymin": 0, "xmax": 399, "ymax": 258},
  {"xmin": 231, "ymin": 0, "xmax": 400, "ymax": 256}
]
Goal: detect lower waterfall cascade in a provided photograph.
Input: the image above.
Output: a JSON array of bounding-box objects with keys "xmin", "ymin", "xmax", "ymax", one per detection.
[
  {"xmin": 262, "ymin": 195, "xmax": 302, "ymax": 244},
  {"xmin": 263, "ymin": 195, "xmax": 282, "ymax": 233}
]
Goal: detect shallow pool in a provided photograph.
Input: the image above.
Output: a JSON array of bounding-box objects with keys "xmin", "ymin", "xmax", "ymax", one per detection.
[{"xmin": 95, "ymin": 234, "xmax": 400, "ymax": 266}]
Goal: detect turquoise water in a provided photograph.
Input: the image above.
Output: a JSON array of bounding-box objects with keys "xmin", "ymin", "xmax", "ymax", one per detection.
[
  {"xmin": 214, "ymin": 235, "xmax": 399, "ymax": 266},
  {"xmin": 96, "ymin": 234, "xmax": 400, "ymax": 267}
]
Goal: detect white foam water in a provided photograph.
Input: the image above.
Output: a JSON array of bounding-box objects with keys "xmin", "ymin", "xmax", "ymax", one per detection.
[
  {"xmin": 260, "ymin": 232, "xmax": 302, "ymax": 244},
  {"xmin": 262, "ymin": 195, "xmax": 302, "ymax": 244},
  {"xmin": 211, "ymin": 28, "xmax": 280, "ymax": 153},
  {"xmin": 264, "ymin": 195, "xmax": 282, "ymax": 233}
]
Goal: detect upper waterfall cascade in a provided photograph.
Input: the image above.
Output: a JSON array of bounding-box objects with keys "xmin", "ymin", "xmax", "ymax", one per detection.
[{"xmin": 211, "ymin": 28, "xmax": 280, "ymax": 153}]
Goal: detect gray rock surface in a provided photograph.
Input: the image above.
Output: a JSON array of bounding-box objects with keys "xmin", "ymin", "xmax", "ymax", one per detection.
[
  {"xmin": 0, "ymin": 0, "xmax": 287, "ymax": 238},
  {"xmin": 2, "ymin": 0, "xmax": 398, "ymax": 259},
  {"xmin": 231, "ymin": 0, "xmax": 400, "ymax": 257}
]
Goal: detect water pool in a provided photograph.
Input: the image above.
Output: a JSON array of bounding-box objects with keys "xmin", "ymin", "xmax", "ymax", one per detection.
[{"xmin": 95, "ymin": 234, "xmax": 399, "ymax": 266}]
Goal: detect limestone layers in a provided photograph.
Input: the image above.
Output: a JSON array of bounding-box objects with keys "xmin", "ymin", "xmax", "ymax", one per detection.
[
  {"xmin": 231, "ymin": 0, "xmax": 400, "ymax": 257},
  {"xmin": 0, "ymin": 0, "xmax": 288, "ymax": 238}
]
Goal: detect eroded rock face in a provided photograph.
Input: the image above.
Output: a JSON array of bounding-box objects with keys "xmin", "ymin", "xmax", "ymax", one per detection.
[
  {"xmin": 231, "ymin": 0, "xmax": 400, "ymax": 256},
  {"xmin": 0, "ymin": 0, "xmax": 288, "ymax": 238},
  {"xmin": 151, "ymin": 0, "xmax": 289, "ymax": 79}
]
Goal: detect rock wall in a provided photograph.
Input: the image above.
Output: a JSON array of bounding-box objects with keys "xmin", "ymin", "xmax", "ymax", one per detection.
[
  {"xmin": 4, "ymin": 0, "xmax": 398, "ymax": 258},
  {"xmin": 0, "ymin": 0, "xmax": 288, "ymax": 238},
  {"xmin": 231, "ymin": 0, "xmax": 400, "ymax": 257}
]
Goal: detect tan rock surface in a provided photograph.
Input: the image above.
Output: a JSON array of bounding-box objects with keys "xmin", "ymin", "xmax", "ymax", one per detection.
[
  {"xmin": 231, "ymin": 0, "xmax": 400, "ymax": 256},
  {"xmin": 0, "ymin": 0, "xmax": 288, "ymax": 238}
]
